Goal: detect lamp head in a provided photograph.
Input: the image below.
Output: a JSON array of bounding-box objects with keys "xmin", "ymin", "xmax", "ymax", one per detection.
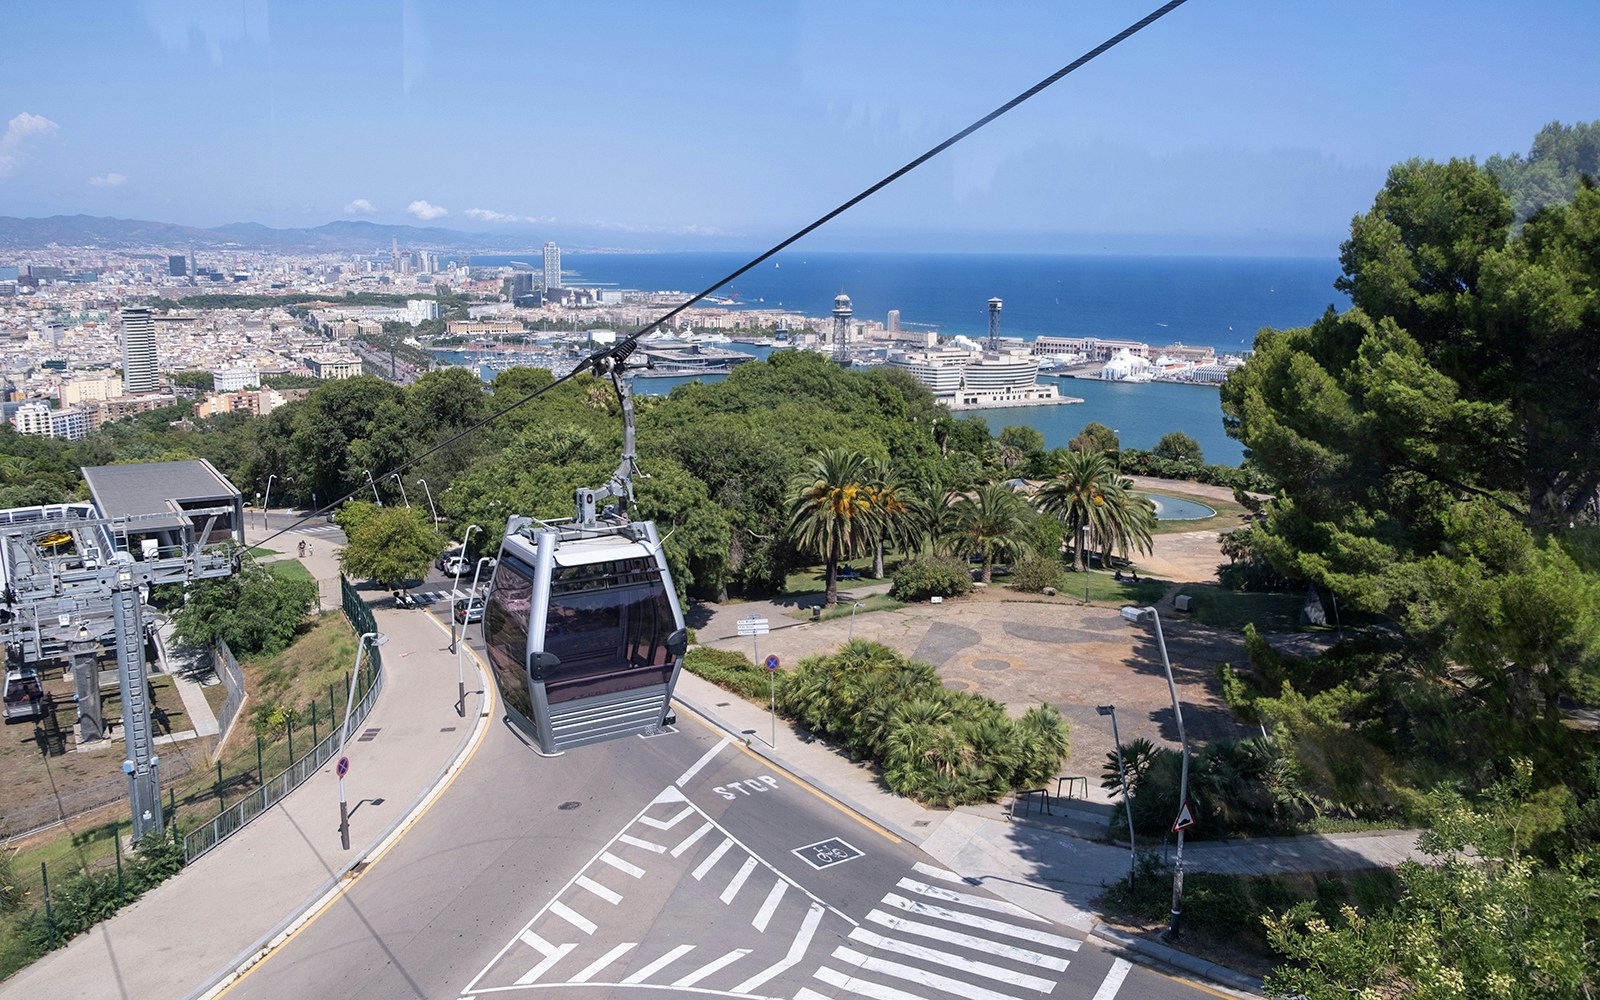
[
  {"xmin": 1096, "ymin": 705, "xmax": 1114, "ymax": 717},
  {"xmin": 361, "ymin": 632, "xmax": 390, "ymax": 648},
  {"xmin": 1120, "ymin": 606, "xmax": 1154, "ymax": 624}
]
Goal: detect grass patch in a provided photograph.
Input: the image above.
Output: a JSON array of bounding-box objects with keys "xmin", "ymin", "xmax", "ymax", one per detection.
[
  {"xmin": 1176, "ymin": 582, "xmax": 1309, "ymax": 632},
  {"xmin": 1004, "ymin": 569, "xmax": 1171, "ymax": 607},
  {"xmin": 245, "ymin": 546, "xmax": 278, "ymax": 558},
  {"xmin": 780, "ymin": 558, "xmax": 887, "ymax": 596},
  {"xmin": 267, "ymin": 560, "xmax": 315, "ymax": 586},
  {"xmin": 782, "ymin": 593, "xmax": 904, "ymax": 622}
]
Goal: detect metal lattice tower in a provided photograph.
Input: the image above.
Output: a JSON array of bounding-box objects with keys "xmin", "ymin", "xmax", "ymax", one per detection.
[
  {"xmin": 988, "ymin": 297, "xmax": 1003, "ymax": 351},
  {"xmin": 832, "ymin": 292, "xmax": 853, "ymax": 364}
]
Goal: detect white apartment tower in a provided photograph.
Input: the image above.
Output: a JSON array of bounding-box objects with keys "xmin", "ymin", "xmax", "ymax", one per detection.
[
  {"xmin": 543, "ymin": 242, "xmax": 561, "ymax": 291},
  {"xmin": 120, "ymin": 307, "xmax": 159, "ymax": 395}
]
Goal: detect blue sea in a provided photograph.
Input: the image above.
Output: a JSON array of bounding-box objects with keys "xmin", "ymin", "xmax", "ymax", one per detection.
[{"xmin": 455, "ymin": 252, "xmax": 1352, "ymax": 465}]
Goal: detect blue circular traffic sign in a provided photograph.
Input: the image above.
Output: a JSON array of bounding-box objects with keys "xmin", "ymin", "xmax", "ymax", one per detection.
[
  {"xmin": 765, "ymin": 655, "xmax": 780, "ymax": 671},
  {"xmin": 336, "ymin": 756, "xmax": 350, "ymax": 777}
]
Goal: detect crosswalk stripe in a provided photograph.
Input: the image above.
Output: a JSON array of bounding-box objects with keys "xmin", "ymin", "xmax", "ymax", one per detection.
[
  {"xmin": 912, "ymin": 862, "xmax": 970, "ymax": 884},
  {"xmin": 896, "ymin": 878, "xmax": 1046, "ymax": 921},
  {"xmin": 753, "ymin": 879, "xmax": 788, "ymax": 932},
  {"xmin": 847, "ymin": 927, "xmax": 1054, "ymax": 993},
  {"xmin": 865, "ymin": 909, "xmax": 1070, "ymax": 971},
  {"xmin": 569, "ymin": 942, "xmax": 635, "ymax": 983},
  {"xmin": 619, "ymin": 833, "xmax": 667, "ymax": 853},
  {"xmin": 639, "ymin": 804, "xmax": 696, "ymax": 830},
  {"xmin": 720, "ymin": 856, "xmax": 759, "ymax": 904},
  {"xmin": 692, "ymin": 837, "xmax": 734, "ymax": 880},
  {"xmin": 549, "ymin": 900, "xmax": 596, "ymax": 935},
  {"xmin": 881, "ymin": 894, "xmax": 1080, "ymax": 951},
  {"xmin": 599, "ymin": 852, "xmax": 645, "ymax": 878},
  {"xmin": 670, "ymin": 947, "xmax": 752, "ymax": 987},
  {"xmin": 575, "ymin": 875, "xmax": 622, "ymax": 905},
  {"xmin": 795, "ymin": 989, "xmax": 835, "ymax": 1000},
  {"xmin": 621, "ymin": 944, "xmax": 696, "ymax": 984},
  {"xmin": 731, "ymin": 901, "xmax": 825, "ymax": 994},
  {"xmin": 1091, "ymin": 957, "xmax": 1133, "ymax": 1000},
  {"xmin": 815, "ymin": 963, "xmax": 942, "ymax": 1000},
  {"xmin": 671, "ymin": 820, "xmax": 715, "ymax": 858},
  {"xmin": 513, "ymin": 932, "xmax": 575, "ymax": 985},
  {"xmin": 831, "ymin": 945, "xmax": 1028, "ymax": 1000}
]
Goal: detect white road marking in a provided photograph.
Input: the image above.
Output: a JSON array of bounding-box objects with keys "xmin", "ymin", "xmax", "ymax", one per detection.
[
  {"xmin": 671, "ymin": 820, "xmax": 715, "ymax": 858},
  {"xmin": 692, "ymin": 837, "xmax": 734, "ymax": 880},
  {"xmin": 619, "ymin": 833, "xmax": 667, "ymax": 853},
  {"xmin": 897, "ymin": 877, "xmax": 1046, "ymax": 921},
  {"xmin": 548, "ymin": 900, "xmax": 596, "ymax": 935},
  {"xmin": 847, "ymin": 927, "xmax": 1054, "ymax": 993},
  {"xmin": 721, "ymin": 856, "xmax": 759, "ymax": 904},
  {"xmin": 912, "ymin": 861, "xmax": 970, "ymax": 884},
  {"xmin": 832, "ymin": 945, "xmax": 1028, "ymax": 1000},
  {"xmin": 639, "ymin": 804, "xmax": 696, "ymax": 830},
  {"xmin": 512, "ymin": 932, "xmax": 575, "ymax": 985},
  {"xmin": 732, "ymin": 902, "xmax": 825, "ymax": 994},
  {"xmin": 1091, "ymin": 958, "xmax": 1133, "ymax": 1000},
  {"xmin": 815, "ymin": 963, "xmax": 943, "ymax": 1000},
  {"xmin": 753, "ymin": 879, "xmax": 788, "ymax": 932},
  {"xmin": 621, "ymin": 943, "xmax": 696, "ymax": 983},
  {"xmin": 795, "ymin": 989, "xmax": 834, "ymax": 1000},
  {"xmin": 569, "ymin": 942, "xmax": 636, "ymax": 984},
  {"xmin": 599, "ymin": 852, "xmax": 645, "ymax": 878},
  {"xmin": 675, "ymin": 736, "xmax": 732, "ymax": 786},
  {"xmin": 670, "ymin": 947, "xmax": 753, "ymax": 987},
  {"xmin": 866, "ymin": 909, "xmax": 1070, "ymax": 971},
  {"xmin": 881, "ymin": 893, "xmax": 1081, "ymax": 951},
  {"xmin": 575, "ymin": 875, "xmax": 622, "ymax": 905}
]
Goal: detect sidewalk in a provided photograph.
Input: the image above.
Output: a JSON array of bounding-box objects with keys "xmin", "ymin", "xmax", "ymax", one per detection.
[{"xmin": 0, "ymin": 595, "xmax": 488, "ymax": 1000}]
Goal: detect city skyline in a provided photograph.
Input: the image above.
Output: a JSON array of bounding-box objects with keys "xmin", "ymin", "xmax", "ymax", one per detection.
[{"xmin": 0, "ymin": 1, "xmax": 1595, "ymax": 255}]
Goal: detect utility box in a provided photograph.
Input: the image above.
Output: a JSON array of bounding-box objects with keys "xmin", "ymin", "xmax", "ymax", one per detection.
[{"xmin": 1174, "ymin": 594, "xmax": 1193, "ymax": 612}]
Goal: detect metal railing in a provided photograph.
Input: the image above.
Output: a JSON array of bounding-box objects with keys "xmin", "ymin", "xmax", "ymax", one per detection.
[{"xmin": 181, "ymin": 576, "xmax": 384, "ymax": 862}]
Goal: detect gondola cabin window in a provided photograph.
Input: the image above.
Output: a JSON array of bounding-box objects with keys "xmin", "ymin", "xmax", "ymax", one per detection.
[
  {"xmin": 543, "ymin": 557, "xmax": 675, "ymax": 704},
  {"xmin": 483, "ymin": 556, "xmax": 535, "ymax": 722}
]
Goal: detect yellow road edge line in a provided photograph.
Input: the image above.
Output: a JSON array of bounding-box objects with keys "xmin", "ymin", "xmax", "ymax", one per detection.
[
  {"xmin": 679, "ymin": 704, "xmax": 902, "ymax": 845},
  {"xmin": 207, "ymin": 617, "xmax": 497, "ymax": 998}
]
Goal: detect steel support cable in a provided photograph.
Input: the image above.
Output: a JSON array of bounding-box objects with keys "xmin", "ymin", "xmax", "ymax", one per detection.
[{"xmin": 253, "ymin": 0, "xmax": 1190, "ymax": 551}]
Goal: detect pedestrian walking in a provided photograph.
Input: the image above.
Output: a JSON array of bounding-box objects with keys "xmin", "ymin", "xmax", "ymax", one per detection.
[
  {"xmin": 307, "ymin": 542, "xmax": 314, "ymax": 557},
  {"xmin": 298, "ymin": 541, "xmax": 306, "ymax": 557}
]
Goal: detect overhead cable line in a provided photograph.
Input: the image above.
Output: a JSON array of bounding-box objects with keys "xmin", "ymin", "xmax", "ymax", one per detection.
[{"xmin": 254, "ymin": 0, "xmax": 1190, "ymax": 550}]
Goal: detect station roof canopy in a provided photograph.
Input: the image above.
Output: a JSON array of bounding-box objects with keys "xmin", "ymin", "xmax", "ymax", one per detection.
[{"xmin": 81, "ymin": 459, "xmax": 241, "ymax": 527}]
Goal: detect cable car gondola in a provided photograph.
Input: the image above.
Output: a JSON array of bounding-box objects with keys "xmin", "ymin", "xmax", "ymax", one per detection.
[
  {"xmin": 3, "ymin": 665, "xmax": 45, "ymax": 722},
  {"xmin": 482, "ymin": 356, "xmax": 687, "ymax": 755}
]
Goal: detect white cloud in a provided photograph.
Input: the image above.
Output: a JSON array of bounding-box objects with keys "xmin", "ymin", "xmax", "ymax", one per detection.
[
  {"xmin": 343, "ymin": 198, "xmax": 376, "ymax": 215},
  {"xmin": 465, "ymin": 207, "xmax": 549, "ymax": 225},
  {"xmin": 0, "ymin": 112, "xmax": 60, "ymax": 180},
  {"xmin": 407, "ymin": 199, "xmax": 448, "ymax": 221},
  {"xmin": 88, "ymin": 172, "xmax": 126, "ymax": 187}
]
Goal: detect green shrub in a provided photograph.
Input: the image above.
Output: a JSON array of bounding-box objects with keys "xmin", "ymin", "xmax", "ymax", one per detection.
[
  {"xmin": 1009, "ymin": 557, "xmax": 1065, "ymax": 594},
  {"xmin": 684, "ymin": 647, "xmax": 771, "ymax": 702},
  {"xmin": 891, "ymin": 557, "xmax": 973, "ymax": 601}
]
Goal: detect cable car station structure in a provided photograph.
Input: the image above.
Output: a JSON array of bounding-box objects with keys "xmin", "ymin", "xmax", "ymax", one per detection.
[{"xmin": 1, "ymin": 460, "xmax": 243, "ymax": 841}]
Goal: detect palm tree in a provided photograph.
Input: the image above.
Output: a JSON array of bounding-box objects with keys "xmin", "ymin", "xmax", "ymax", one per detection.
[
  {"xmin": 786, "ymin": 449, "xmax": 880, "ymax": 607},
  {"xmin": 948, "ymin": 482, "xmax": 1035, "ymax": 584},
  {"xmin": 1034, "ymin": 451, "xmax": 1117, "ymax": 571},
  {"xmin": 902, "ymin": 467, "xmax": 963, "ymax": 557},
  {"xmin": 862, "ymin": 458, "xmax": 916, "ymax": 579},
  {"xmin": 1093, "ymin": 476, "xmax": 1157, "ymax": 567}
]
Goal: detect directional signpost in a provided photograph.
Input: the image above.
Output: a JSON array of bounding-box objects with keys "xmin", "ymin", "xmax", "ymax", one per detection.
[{"xmin": 737, "ymin": 615, "xmax": 772, "ymax": 745}]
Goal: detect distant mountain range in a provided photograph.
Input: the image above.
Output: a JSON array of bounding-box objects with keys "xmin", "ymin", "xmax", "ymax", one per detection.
[{"xmin": 0, "ymin": 215, "xmax": 552, "ymax": 253}]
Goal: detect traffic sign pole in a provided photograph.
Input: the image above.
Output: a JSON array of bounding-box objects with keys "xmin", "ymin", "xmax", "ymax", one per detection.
[{"xmin": 765, "ymin": 654, "xmax": 781, "ymax": 749}]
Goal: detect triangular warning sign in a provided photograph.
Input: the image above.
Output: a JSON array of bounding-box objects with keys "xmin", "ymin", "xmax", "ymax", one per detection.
[{"xmin": 1173, "ymin": 800, "xmax": 1196, "ymax": 832}]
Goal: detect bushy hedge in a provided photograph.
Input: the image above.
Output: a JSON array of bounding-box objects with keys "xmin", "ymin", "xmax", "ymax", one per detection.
[
  {"xmin": 684, "ymin": 646, "xmax": 772, "ymax": 702},
  {"xmin": 1120, "ymin": 450, "xmax": 1276, "ymax": 492},
  {"xmin": 1009, "ymin": 557, "xmax": 1066, "ymax": 594},
  {"xmin": 891, "ymin": 557, "xmax": 973, "ymax": 602},
  {"xmin": 780, "ymin": 640, "xmax": 1069, "ymax": 807}
]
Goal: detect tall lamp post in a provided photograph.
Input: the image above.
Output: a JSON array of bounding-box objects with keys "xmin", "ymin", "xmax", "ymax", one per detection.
[
  {"xmin": 454, "ymin": 556, "xmax": 493, "ymax": 716},
  {"xmin": 848, "ymin": 601, "xmax": 864, "ymax": 642},
  {"xmin": 449, "ymin": 524, "xmax": 481, "ymax": 654},
  {"xmin": 417, "ymin": 479, "xmax": 439, "ymax": 525},
  {"xmin": 364, "ymin": 470, "xmax": 383, "ymax": 506},
  {"xmin": 339, "ymin": 631, "xmax": 388, "ymax": 850},
  {"xmin": 389, "ymin": 473, "xmax": 410, "ymax": 508},
  {"xmin": 263, "ymin": 474, "xmax": 278, "ymax": 532},
  {"xmin": 1097, "ymin": 704, "xmax": 1137, "ymax": 885},
  {"xmin": 1081, "ymin": 524, "xmax": 1091, "ymax": 604},
  {"xmin": 1122, "ymin": 604, "xmax": 1188, "ymax": 938}
]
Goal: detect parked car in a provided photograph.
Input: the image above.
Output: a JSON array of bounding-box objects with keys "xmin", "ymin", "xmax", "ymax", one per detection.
[
  {"xmin": 436, "ymin": 548, "xmax": 464, "ymax": 573},
  {"xmin": 453, "ymin": 597, "xmax": 485, "ymax": 624}
]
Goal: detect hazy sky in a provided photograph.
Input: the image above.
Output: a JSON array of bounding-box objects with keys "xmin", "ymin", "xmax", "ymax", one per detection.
[{"xmin": 1, "ymin": 1, "xmax": 1595, "ymax": 255}]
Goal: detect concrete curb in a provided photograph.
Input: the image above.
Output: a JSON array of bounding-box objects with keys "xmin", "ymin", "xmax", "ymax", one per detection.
[{"xmin": 1090, "ymin": 923, "xmax": 1265, "ymax": 997}]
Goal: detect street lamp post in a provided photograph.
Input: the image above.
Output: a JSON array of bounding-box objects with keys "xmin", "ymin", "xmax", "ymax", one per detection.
[
  {"xmin": 454, "ymin": 556, "xmax": 493, "ymax": 716},
  {"xmin": 848, "ymin": 601, "xmax": 864, "ymax": 642},
  {"xmin": 1122, "ymin": 605, "xmax": 1188, "ymax": 938},
  {"xmin": 364, "ymin": 470, "xmax": 383, "ymax": 506},
  {"xmin": 1097, "ymin": 704, "xmax": 1137, "ymax": 885},
  {"xmin": 1081, "ymin": 524, "xmax": 1091, "ymax": 604},
  {"xmin": 417, "ymin": 479, "xmax": 439, "ymax": 525},
  {"xmin": 263, "ymin": 474, "xmax": 277, "ymax": 532},
  {"xmin": 390, "ymin": 473, "xmax": 410, "ymax": 508},
  {"xmin": 339, "ymin": 631, "xmax": 388, "ymax": 850},
  {"xmin": 449, "ymin": 524, "xmax": 481, "ymax": 654}
]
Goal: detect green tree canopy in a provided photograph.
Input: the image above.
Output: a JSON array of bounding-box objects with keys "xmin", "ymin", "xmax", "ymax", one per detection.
[
  {"xmin": 172, "ymin": 559, "xmax": 317, "ymax": 657},
  {"xmin": 339, "ymin": 504, "xmax": 444, "ymax": 589}
]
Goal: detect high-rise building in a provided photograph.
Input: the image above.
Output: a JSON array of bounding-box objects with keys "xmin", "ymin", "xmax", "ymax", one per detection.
[
  {"xmin": 168, "ymin": 255, "xmax": 187, "ymax": 277},
  {"xmin": 887, "ymin": 309, "xmax": 900, "ymax": 333},
  {"xmin": 543, "ymin": 242, "xmax": 561, "ymax": 291},
  {"xmin": 120, "ymin": 307, "xmax": 159, "ymax": 395}
]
